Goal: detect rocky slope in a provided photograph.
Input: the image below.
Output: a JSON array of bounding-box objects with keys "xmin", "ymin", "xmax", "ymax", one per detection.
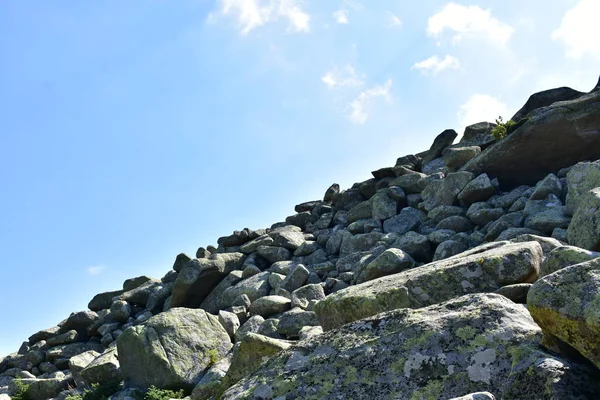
[{"xmin": 2, "ymin": 76, "xmax": 600, "ymax": 400}]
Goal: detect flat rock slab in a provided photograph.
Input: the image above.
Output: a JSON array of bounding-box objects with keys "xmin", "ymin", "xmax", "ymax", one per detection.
[
  {"xmin": 315, "ymin": 242, "xmax": 542, "ymax": 330},
  {"xmin": 462, "ymin": 90, "xmax": 600, "ymax": 189},
  {"xmin": 221, "ymin": 294, "xmax": 600, "ymax": 400}
]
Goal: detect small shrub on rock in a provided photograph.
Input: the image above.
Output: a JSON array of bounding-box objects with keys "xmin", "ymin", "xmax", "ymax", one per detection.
[
  {"xmin": 11, "ymin": 379, "xmax": 32, "ymax": 400},
  {"xmin": 144, "ymin": 386, "xmax": 185, "ymax": 400},
  {"xmin": 491, "ymin": 116, "xmax": 516, "ymax": 140}
]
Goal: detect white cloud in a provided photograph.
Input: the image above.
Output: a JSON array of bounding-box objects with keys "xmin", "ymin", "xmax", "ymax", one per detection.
[
  {"xmin": 347, "ymin": 80, "xmax": 393, "ymax": 124},
  {"xmin": 412, "ymin": 55, "xmax": 460, "ymax": 76},
  {"xmin": 552, "ymin": 0, "xmax": 600, "ymax": 60},
  {"xmin": 87, "ymin": 266, "xmax": 104, "ymax": 275},
  {"xmin": 427, "ymin": 3, "xmax": 513, "ymax": 46},
  {"xmin": 333, "ymin": 10, "xmax": 349, "ymax": 24},
  {"xmin": 216, "ymin": 0, "xmax": 310, "ymax": 35},
  {"xmin": 457, "ymin": 94, "xmax": 508, "ymax": 133},
  {"xmin": 321, "ymin": 65, "xmax": 364, "ymax": 89},
  {"xmin": 389, "ymin": 13, "xmax": 402, "ymax": 28}
]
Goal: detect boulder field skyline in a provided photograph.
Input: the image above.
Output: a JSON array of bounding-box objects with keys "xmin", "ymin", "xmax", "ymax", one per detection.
[{"xmin": 2, "ymin": 76, "xmax": 600, "ymax": 399}]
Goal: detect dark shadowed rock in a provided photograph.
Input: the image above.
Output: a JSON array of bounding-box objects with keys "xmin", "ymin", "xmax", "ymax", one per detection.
[
  {"xmin": 511, "ymin": 86, "xmax": 585, "ymax": 122},
  {"xmin": 462, "ymin": 90, "xmax": 600, "ymax": 189}
]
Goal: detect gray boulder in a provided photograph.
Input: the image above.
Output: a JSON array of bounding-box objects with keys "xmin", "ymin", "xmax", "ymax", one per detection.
[
  {"xmin": 382, "ymin": 207, "xmax": 422, "ymax": 234},
  {"xmin": 541, "ymin": 245, "xmax": 600, "ymax": 277},
  {"xmin": 315, "ymin": 241, "xmax": 542, "ymax": 330},
  {"xmin": 565, "ymin": 160, "xmax": 600, "ymax": 215},
  {"xmin": 362, "ymin": 248, "xmax": 416, "ymax": 282},
  {"xmin": 462, "ymin": 90, "xmax": 600, "ymax": 188},
  {"xmin": 567, "ymin": 187, "xmax": 600, "ymax": 251},
  {"xmin": 170, "ymin": 253, "xmax": 246, "ymax": 308},
  {"xmin": 528, "ymin": 258, "xmax": 600, "ymax": 368},
  {"xmin": 422, "ymin": 172, "xmax": 474, "ymax": 211},
  {"xmin": 222, "ymin": 294, "xmax": 600, "ymax": 400},
  {"xmin": 116, "ymin": 308, "xmax": 232, "ymax": 390}
]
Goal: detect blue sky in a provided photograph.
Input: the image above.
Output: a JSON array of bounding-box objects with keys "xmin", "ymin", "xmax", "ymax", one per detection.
[{"xmin": 0, "ymin": 0, "xmax": 598, "ymax": 356}]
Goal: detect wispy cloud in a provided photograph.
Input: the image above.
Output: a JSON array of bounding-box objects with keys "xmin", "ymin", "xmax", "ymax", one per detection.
[
  {"xmin": 552, "ymin": 0, "xmax": 600, "ymax": 60},
  {"xmin": 427, "ymin": 3, "xmax": 514, "ymax": 46},
  {"xmin": 457, "ymin": 94, "xmax": 508, "ymax": 134},
  {"xmin": 333, "ymin": 10, "xmax": 349, "ymax": 24},
  {"xmin": 87, "ymin": 265, "xmax": 104, "ymax": 275},
  {"xmin": 412, "ymin": 55, "xmax": 460, "ymax": 76},
  {"xmin": 321, "ymin": 65, "xmax": 364, "ymax": 89},
  {"xmin": 389, "ymin": 13, "xmax": 402, "ymax": 28},
  {"xmin": 347, "ymin": 80, "xmax": 393, "ymax": 124},
  {"xmin": 213, "ymin": 0, "xmax": 310, "ymax": 35}
]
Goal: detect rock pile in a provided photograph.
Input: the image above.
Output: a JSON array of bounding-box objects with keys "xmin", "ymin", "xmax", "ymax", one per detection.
[{"xmin": 2, "ymin": 78, "xmax": 600, "ymax": 400}]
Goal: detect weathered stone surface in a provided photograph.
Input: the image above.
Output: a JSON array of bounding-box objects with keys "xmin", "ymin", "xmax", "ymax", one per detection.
[
  {"xmin": 45, "ymin": 342, "xmax": 104, "ymax": 363},
  {"xmin": 528, "ymin": 258, "xmax": 600, "ymax": 368},
  {"xmin": 279, "ymin": 264, "xmax": 309, "ymax": 292},
  {"xmin": 222, "ymin": 294, "xmax": 600, "ymax": 400},
  {"xmin": 80, "ymin": 348, "xmax": 122, "ymax": 386},
  {"xmin": 221, "ymin": 272, "xmax": 271, "ymax": 309},
  {"xmin": 389, "ymin": 172, "xmax": 427, "ymax": 194},
  {"xmin": 433, "ymin": 240, "xmax": 469, "ymax": 261},
  {"xmin": 423, "ymin": 129, "xmax": 458, "ymax": 163},
  {"xmin": 171, "ymin": 253, "xmax": 246, "ymax": 308},
  {"xmin": 541, "ymin": 245, "xmax": 600, "ymax": 277},
  {"xmin": 391, "ymin": 231, "xmax": 432, "ymax": 262},
  {"xmin": 530, "ymin": 173, "xmax": 562, "ymax": 201},
  {"xmin": 567, "ymin": 187, "xmax": 600, "ymax": 251},
  {"xmin": 315, "ymin": 242, "xmax": 542, "ymax": 330},
  {"xmin": 9, "ymin": 378, "xmax": 67, "ymax": 400},
  {"xmin": 69, "ymin": 350, "xmax": 101, "ymax": 387},
  {"xmin": 371, "ymin": 189, "xmax": 398, "ymax": 220},
  {"xmin": 196, "ymin": 271, "xmax": 243, "ymax": 315},
  {"xmin": 239, "ymin": 234, "xmax": 274, "ymax": 254},
  {"xmin": 460, "ymin": 122, "xmax": 496, "ymax": 148},
  {"xmin": 494, "ymin": 283, "xmax": 531, "ymax": 304},
  {"xmin": 235, "ymin": 315, "xmax": 265, "ymax": 342},
  {"xmin": 290, "ymin": 284, "xmax": 326, "ymax": 309},
  {"xmin": 346, "ymin": 200, "xmax": 373, "ymax": 223},
  {"xmin": 116, "ymin": 308, "xmax": 232, "ymax": 390},
  {"xmin": 339, "ymin": 232, "xmax": 382, "ymax": 257},
  {"xmin": 444, "ymin": 146, "xmax": 481, "ymax": 170},
  {"xmin": 257, "ymin": 246, "xmax": 291, "ymax": 263},
  {"xmin": 88, "ymin": 290, "xmax": 124, "ymax": 312},
  {"xmin": 190, "ymin": 354, "xmax": 232, "ymax": 400},
  {"xmin": 422, "ymin": 172, "xmax": 474, "ymax": 211},
  {"xmin": 458, "ymin": 174, "xmax": 495, "ymax": 206},
  {"xmin": 382, "ymin": 207, "xmax": 422, "ymax": 234},
  {"xmin": 362, "ymin": 248, "xmax": 416, "ymax": 282},
  {"xmin": 511, "ymin": 86, "xmax": 585, "ymax": 122},
  {"xmin": 436, "ymin": 216, "xmax": 473, "ymax": 233},
  {"xmin": 462, "ymin": 90, "xmax": 600, "ymax": 188},
  {"xmin": 277, "ymin": 309, "xmax": 319, "ymax": 337},
  {"xmin": 220, "ymin": 333, "xmax": 292, "ymax": 392},
  {"xmin": 565, "ymin": 160, "xmax": 600, "ymax": 215},
  {"xmin": 270, "ymin": 229, "xmax": 305, "ymax": 250},
  {"xmin": 248, "ymin": 296, "xmax": 291, "ymax": 318},
  {"xmin": 218, "ymin": 310, "xmax": 240, "ymax": 341}
]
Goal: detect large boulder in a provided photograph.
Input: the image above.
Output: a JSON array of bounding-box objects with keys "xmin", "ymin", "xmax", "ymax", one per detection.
[
  {"xmin": 221, "ymin": 294, "xmax": 600, "ymax": 399},
  {"xmin": 565, "ymin": 160, "xmax": 600, "ymax": 215},
  {"xmin": 528, "ymin": 257, "xmax": 600, "ymax": 368},
  {"xmin": 80, "ymin": 348, "xmax": 122, "ymax": 386},
  {"xmin": 170, "ymin": 253, "xmax": 246, "ymax": 308},
  {"xmin": 567, "ymin": 187, "xmax": 600, "ymax": 251},
  {"xmin": 462, "ymin": 90, "xmax": 600, "ymax": 188},
  {"xmin": 314, "ymin": 241, "xmax": 542, "ymax": 330},
  {"xmin": 511, "ymin": 86, "xmax": 585, "ymax": 122},
  {"xmin": 116, "ymin": 308, "xmax": 232, "ymax": 390}
]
